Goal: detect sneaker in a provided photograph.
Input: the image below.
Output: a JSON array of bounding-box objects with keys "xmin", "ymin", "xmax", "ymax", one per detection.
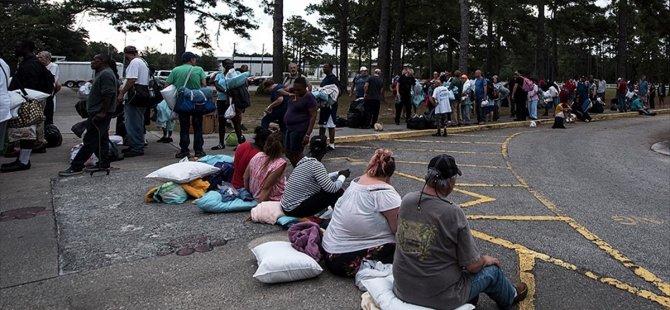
[
  {"xmin": 163, "ymin": 137, "xmax": 173, "ymax": 143},
  {"xmin": 124, "ymin": 150, "xmax": 144, "ymax": 157},
  {"xmin": 1, "ymin": 159, "xmax": 19, "ymax": 169},
  {"xmin": 1, "ymin": 160, "xmax": 30, "ymax": 172},
  {"xmin": 157, "ymin": 137, "xmax": 168, "ymax": 143},
  {"xmin": 58, "ymin": 167, "xmax": 83, "ymax": 177},
  {"xmin": 144, "ymin": 139, "xmax": 148, "ymax": 146},
  {"xmin": 194, "ymin": 151, "xmax": 206, "ymax": 158},
  {"xmin": 513, "ymin": 282, "xmax": 528, "ymax": 304},
  {"xmin": 210, "ymin": 144, "xmax": 225, "ymax": 150},
  {"xmin": 84, "ymin": 163, "xmax": 110, "ymax": 173},
  {"xmin": 175, "ymin": 150, "xmax": 190, "ymax": 159},
  {"xmin": 327, "ymin": 144, "xmax": 335, "ymax": 151},
  {"xmin": 238, "ymin": 135, "xmax": 247, "ymax": 144}
]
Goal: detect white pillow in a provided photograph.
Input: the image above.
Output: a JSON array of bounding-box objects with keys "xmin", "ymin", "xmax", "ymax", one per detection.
[
  {"xmin": 361, "ymin": 275, "xmax": 475, "ymax": 310},
  {"xmin": 252, "ymin": 241, "xmax": 322, "ymax": 283},
  {"xmin": 145, "ymin": 161, "xmax": 220, "ymax": 184}
]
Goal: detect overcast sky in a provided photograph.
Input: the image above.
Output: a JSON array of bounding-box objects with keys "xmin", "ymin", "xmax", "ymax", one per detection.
[{"xmin": 76, "ymin": 0, "xmax": 324, "ymax": 57}]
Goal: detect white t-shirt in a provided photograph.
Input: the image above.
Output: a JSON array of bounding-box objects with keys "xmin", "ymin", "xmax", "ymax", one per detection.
[
  {"xmin": 0, "ymin": 58, "xmax": 11, "ymax": 123},
  {"xmin": 125, "ymin": 57, "xmax": 150, "ymax": 86},
  {"xmin": 432, "ymin": 86, "xmax": 452, "ymax": 114},
  {"xmin": 322, "ymin": 179, "xmax": 401, "ymax": 254},
  {"xmin": 46, "ymin": 62, "xmax": 59, "ymax": 81},
  {"xmin": 597, "ymin": 80, "xmax": 607, "ymax": 93}
]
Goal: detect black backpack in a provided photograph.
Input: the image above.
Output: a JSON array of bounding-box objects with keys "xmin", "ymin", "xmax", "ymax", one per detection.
[{"xmin": 45, "ymin": 124, "xmax": 62, "ymax": 148}]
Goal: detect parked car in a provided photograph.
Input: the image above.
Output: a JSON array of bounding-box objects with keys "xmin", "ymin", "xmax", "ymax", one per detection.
[{"xmin": 154, "ymin": 70, "xmax": 171, "ymax": 82}]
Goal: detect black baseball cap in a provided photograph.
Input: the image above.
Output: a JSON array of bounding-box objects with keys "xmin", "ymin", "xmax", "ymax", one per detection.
[
  {"xmin": 309, "ymin": 135, "xmax": 328, "ymax": 155},
  {"xmin": 428, "ymin": 154, "xmax": 462, "ymax": 179}
]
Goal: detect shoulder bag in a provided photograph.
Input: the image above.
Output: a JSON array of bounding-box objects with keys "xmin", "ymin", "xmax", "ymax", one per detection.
[
  {"xmin": 127, "ymin": 59, "xmax": 163, "ymax": 108},
  {"xmin": 174, "ymin": 66, "xmax": 216, "ymax": 115},
  {"xmin": 2, "ymin": 66, "xmax": 45, "ymax": 128}
]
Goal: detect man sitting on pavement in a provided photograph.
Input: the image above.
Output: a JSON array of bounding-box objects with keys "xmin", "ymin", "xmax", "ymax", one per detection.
[{"xmin": 393, "ymin": 154, "xmax": 528, "ymax": 309}]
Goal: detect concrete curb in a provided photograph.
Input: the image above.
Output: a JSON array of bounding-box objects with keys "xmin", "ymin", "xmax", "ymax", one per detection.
[{"xmin": 335, "ymin": 108, "xmax": 670, "ymax": 144}]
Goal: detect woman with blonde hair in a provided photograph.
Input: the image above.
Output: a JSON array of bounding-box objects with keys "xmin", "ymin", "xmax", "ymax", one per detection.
[
  {"xmin": 244, "ymin": 132, "xmax": 287, "ymax": 202},
  {"xmin": 322, "ymin": 148, "xmax": 401, "ymax": 277}
]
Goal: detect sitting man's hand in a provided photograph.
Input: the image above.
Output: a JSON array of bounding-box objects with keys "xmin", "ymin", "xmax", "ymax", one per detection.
[
  {"xmin": 482, "ymin": 255, "xmax": 500, "ymax": 267},
  {"xmin": 338, "ymin": 169, "xmax": 351, "ymax": 178}
]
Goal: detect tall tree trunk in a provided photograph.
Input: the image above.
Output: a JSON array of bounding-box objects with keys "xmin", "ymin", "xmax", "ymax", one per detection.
[
  {"xmin": 272, "ymin": 0, "xmax": 284, "ymax": 82},
  {"xmin": 535, "ymin": 0, "xmax": 546, "ymax": 79},
  {"xmin": 391, "ymin": 0, "xmax": 406, "ymax": 77},
  {"xmin": 338, "ymin": 0, "xmax": 349, "ymax": 88},
  {"xmin": 357, "ymin": 46, "xmax": 362, "ymax": 71},
  {"xmin": 458, "ymin": 0, "xmax": 470, "ymax": 72},
  {"xmin": 175, "ymin": 0, "xmax": 185, "ymax": 66},
  {"xmin": 616, "ymin": 0, "xmax": 628, "ymax": 80},
  {"xmin": 428, "ymin": 27, "xmax": 433, "ymax": 75},
  {"xmin": 551, "ymin": 4, "xmax": 558, "ymax": 81},
  {"xmin": 377, "ymin": 0, "xmax": 391, "ymax": 84},
  {"xmin": 485, "ymin": 2, "xmax": 494, "ymax": 75}
]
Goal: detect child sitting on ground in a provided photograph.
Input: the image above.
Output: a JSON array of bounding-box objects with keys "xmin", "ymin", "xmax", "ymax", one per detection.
[{"xmin": 552, "ymin": 102, "xmax": 571, "ymax": 129}]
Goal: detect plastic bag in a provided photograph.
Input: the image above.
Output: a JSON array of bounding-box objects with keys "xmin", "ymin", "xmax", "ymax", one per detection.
[
  {"xmin": 78, "ymin": 82, "xmax": 92, "ymax": 99},
  {"xmin": 161, "ymin": 85, "xmax": 178, "ymax": 109},
  {"xmin": 355, "ymin": 260, "xmax": 394, "ymax": 292},
  {"xmin": 153, "ymin": 181, "xmax": 188, "ymax": 204},
  {"xmin": 224, "ymin": 103, "xmax": 236, "ymax": 119}
]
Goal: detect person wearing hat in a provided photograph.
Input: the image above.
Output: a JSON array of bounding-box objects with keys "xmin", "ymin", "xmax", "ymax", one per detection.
[
  {"xmin": 280, "ymin": 135, "xmax": 350, "ymax": 218},
  {"xmin": 393, "ymin": 154, "xmax": 528, "ymax": 309},
  {"xmin": 117, "ymin": 45, "xmax": 151, "ymax": 157},
  {"xmin": 165, "ymin": 52, "xmax": 207, "ymax": 159},
  {"xmin": 350, "ymin": 66, "xmax": 370, "ymax": 99}
]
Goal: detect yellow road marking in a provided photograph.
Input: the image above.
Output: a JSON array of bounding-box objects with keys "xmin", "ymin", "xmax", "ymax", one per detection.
[
  {"xmin": 467, "ymin": 215, "xmax": 568, "ymax": 221},
  {"xmin": 456, "ymin": 183, "xmax": 528, "ymax": 188},
  {"xmin": 325, "ymin": 157, "xmax": 509, "ymax": 169},
  {"xmin": 394, "ymin": 171, "xmax": 496, "ymax": 207},
  {"xmin": 395, "ymin": 139, "xmax": 504, "ymax": 145},
  {"xmin": 336, "ymin": 145, "xmax": 501, "ymax": 155},
  {"xmin": 518, "ymin": 252, "xmax": 536, "ymax": 310},
  {"xmin": 472, "ymin": 230, "xmax": 670, "ymax": 308},
  {"xmin": 502, "ymin": 132, "xmax": 670, "ymax": 299}
]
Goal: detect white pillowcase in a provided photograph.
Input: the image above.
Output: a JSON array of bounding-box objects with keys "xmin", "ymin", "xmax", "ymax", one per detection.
[
  {"xmin": 361, "ymin": 275, "xmax": 475, "ymax": 310},
  {"xmin": 145, "ymin": 161, "xmax": 220, "ymax": 184},
  {"xmin": 252, "ymin": 241, "xmax": 322, "ymax": 283}
]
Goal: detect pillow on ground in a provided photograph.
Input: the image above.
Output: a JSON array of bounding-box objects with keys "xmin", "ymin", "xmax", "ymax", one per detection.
[
  {"xmin": 252, "ymin": 241, "xmax": 322, "ymax": 283},
  {"xmin": 250, "ymin": 201, "xmax": 284, "ymax": 224},
  {"xmin": 146, "ymin": 161, "xmax": 220, "ymax": 184},
  {"xmin": 361, "ymin": 275, "xmax": 475, "ymax": 310},
  {"xmin": 196, "ymin": 191, "xmax": 257, "ymax": 213}
]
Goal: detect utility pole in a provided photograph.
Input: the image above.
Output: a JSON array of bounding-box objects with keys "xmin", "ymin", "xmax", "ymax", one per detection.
[{"xmin": 261, "ymin": 43, "xmax": 265, "ymax": 76}]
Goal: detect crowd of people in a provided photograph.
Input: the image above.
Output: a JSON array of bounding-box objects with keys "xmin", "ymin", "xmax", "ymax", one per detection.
[{"xmin": 388, "ymin": 67, "xmax": 666, "ymax": 133}]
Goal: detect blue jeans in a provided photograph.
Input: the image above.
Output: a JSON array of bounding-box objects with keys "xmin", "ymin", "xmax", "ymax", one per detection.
[
  {"xmin": 467, "ymin": 266, "xmax": 516, "ymax": 309},
  {"xmin": 618, "ymin": 94, "xmax": 627, "ymax": 112},
  {"xmin": 475, "ymin": 96, "xmax": 485, "ymax": 123},
  {"xmin": 178, "ymin": 113, "xmax": 204, "ymax": 152},
  {"xmin": 462, "ymin": 104, "xmax": 472, "ymax": 125},
  {"xmin": 124, "ymin": 104, "xmax": 146, "ymax": 152},
  {"xmin": 528, "ymin": 99, "xmax": 538, "ymax": 120},
  {"xmin": 261, "ymin": 104, "xmax": 287, "ymax": 133}
]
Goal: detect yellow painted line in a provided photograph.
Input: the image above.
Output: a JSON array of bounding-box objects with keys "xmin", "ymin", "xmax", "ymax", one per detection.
[
  {"xmin": 395, "ymin": 139, "xmax": 504, "ymax": 145},
  {"xmin": 325, "ymin": 157, "xmax": 509, "ymax": 170},
  {"xmin": 394, "ymin": 171, "xmax": 496, "ymax": 207},
  {"xmin": 467, "ymin": 215, "xmax": 568, "ymax": 221},
  {"xmin": 456, "ymin": 183, "xmax": 528, "ymax": 188},
  {"xmin": 472, "ymin": 230, "xmax": 670, "ymax": 308},
  {"xmin": 337, "ymin": 145, "xmax": 501, "ymax": 155},
  {"xmin": 518, "ymin": 252, "xmax": 536, "ymax": 310},
  {"xmin": 501, "ymin": 132, "xmax": 524, "ymax": 160},
  {"xmin": 502, "ymin": 132, "xmax": 670, "ymax": 298},
  {"xmin": 453, "ymin": 188, "xmax": 496, "ymax": 207}
]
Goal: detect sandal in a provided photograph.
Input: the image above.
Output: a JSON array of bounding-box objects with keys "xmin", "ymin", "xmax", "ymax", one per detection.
[{"xmin": 210, "ymin": 143, "xmax": 225, "ymax": 150}]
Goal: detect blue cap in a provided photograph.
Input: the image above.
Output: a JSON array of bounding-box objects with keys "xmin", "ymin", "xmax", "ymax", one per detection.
[{"xmin": 181, "ymin": 52, "xmax": 199, "ymax": 62}]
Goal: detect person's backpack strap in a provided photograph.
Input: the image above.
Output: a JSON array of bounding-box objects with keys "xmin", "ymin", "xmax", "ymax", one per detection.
[{"xmin": 183, "ymin": 65, "xmax": 194, "ymax": 88}]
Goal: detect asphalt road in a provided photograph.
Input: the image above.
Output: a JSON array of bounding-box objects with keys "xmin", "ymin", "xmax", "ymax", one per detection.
[{"xmin": 0, "ymin": 89, "xmax": 668, "ymax": 309}]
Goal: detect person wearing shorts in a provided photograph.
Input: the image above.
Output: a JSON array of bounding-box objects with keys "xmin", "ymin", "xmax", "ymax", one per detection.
[
  {"xmin": 319, "ymin": 64, "xmax": 340, "ymax": 151},
  {"xmin": 283, "ymin": 77, "xmax": 318, "ymax": 167}
]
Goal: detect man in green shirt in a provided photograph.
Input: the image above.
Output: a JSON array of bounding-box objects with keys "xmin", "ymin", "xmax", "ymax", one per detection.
[{"xmin": 166, "ymin": 52, "xmax": 207, "ymax": 159}]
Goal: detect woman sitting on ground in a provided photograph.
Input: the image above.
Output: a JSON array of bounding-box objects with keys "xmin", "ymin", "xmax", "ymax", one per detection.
[
  {"xmin": 231, "ymin": 126, "xmax": 271, "ymax": 189},
  {"xmin": 280, "ymin": 135, "xmax": 350, "ymax": 218},
  {"xmin": 322, "ymin": 148, "xmax": 400, "ymax": 277},
  {"xmin": 244, "ymin": 132, "xmax": 287, "ymax": 202}
]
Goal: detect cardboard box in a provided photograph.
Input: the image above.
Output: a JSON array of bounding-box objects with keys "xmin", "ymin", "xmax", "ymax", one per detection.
[{"xmin": 189, "ymin": 112, "xmax": 218, "ymax": 134}]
